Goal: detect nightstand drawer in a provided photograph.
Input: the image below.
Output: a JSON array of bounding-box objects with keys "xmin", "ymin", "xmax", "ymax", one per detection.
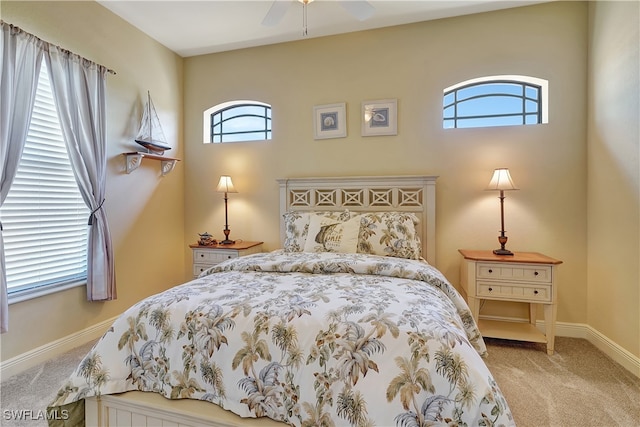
[
  {"xmin": 477, "ymin": 281, "xmax": 552, "ymax": 302},
  {"xmin": 193, "ymin": 263, "xmax": 212, "ymax": 277},
  {"xmin": 190, "ymin": 242, "xmax": 263, "ymax": 278},
  {"xmin": 477, "ymin": 262, "xmax": 552, "ymax": 283},
  {"xmin": 193, "ymin": 249, "xmax": 238, "ymax": 264}
]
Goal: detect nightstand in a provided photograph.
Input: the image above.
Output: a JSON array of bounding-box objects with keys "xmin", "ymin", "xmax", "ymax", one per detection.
[
  {"xmin": 190, "ymin": 241, "xmax": 263, "ymax": 278},
  {"xmin": 459, "ymin": 249, "xmax": 562, "ymax": 355}
]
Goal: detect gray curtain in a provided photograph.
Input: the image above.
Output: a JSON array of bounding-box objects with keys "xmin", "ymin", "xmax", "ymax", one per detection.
[
  {"xmin": 0, "ymin": 21, "xmax": 44, "ymax": 333},
  {"xmin": 45, "ymin": 46, "xmax": 116, "ymax": 301}
]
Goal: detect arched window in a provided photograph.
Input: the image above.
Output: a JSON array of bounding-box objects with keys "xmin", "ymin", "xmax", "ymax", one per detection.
[
  {"xmin": 443, "ymin": 75, "xmax": 548, "ymax": 129},
  {"xmin": 203, "ymin": 100, "xmax": 271, "ymax": 143}
]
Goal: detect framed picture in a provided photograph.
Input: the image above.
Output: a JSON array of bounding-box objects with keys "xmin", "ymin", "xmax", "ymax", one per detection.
[
  {"xmin": 361, "ymin": 99, "xmax": 397, "ymax": 136},
  {"xmin": 313, "ymin": 103, "xmax": 347, "ymax": 140}
]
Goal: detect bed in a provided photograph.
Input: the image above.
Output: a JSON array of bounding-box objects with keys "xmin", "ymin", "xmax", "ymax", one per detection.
[{"xmin": 47, "ymin": 175, "xmax": 514, "ymax": 427}]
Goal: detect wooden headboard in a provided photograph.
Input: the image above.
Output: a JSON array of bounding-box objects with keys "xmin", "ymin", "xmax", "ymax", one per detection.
[{"xmin": 277, "ymin": 175, "xmax": 438, "ymax": 265}]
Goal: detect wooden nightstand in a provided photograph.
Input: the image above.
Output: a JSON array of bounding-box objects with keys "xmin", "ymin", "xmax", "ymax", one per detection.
[
  {"xmin": 190, "ymin": 241, "xmax": 263, "ymax": 278},
  {"xmin": 459, "ymin": 249, "xmax": 562, "ymax": 355}
]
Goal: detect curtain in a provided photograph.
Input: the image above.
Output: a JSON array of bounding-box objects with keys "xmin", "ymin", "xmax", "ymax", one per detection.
[
  {"xmin": 0, "ymin": 22, "xmax": 44, "ymax": 333},
  {"xmin": 45, "ymin": 46, "xmax": 116, "ymax": 301}
]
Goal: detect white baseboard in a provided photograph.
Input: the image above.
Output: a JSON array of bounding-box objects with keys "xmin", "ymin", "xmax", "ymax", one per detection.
[
  {"xmin": 480, "ymin": 314, "xmax": 640, "ymax": 378},
  {"xmin": 2, "ymin": 315, "xmax": 638, "ymax": 380},
  {"xmin": 582, "ymin": 324, "xmax": 640, "ymax": 378},
  {"xmin": 0, "ymin": 316, "xmax": 118, "ymax": 380}
]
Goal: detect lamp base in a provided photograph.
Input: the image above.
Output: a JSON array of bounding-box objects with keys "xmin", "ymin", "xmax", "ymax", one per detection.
[
  {"xmin": 219, "ymin": 228, "xmax": 234, "ymax": 245},
  {"xmin": 494, "ymin": 234, "xmax": 513, "ymax": 255},
  {"xmin": 493, "ymin": 248, "xmax": 514, "ymax": 256}
]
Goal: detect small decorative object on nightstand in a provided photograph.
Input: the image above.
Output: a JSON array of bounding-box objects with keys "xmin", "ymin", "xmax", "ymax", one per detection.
[
  {"xmin": 197, "ymin": 232, "xmax": 216, "ymax": 246},
  {"xmin": 459, "ymin": 249, "xmax": 562, "ymax": 355},
  {"xmin": 190, "ymin": 241, "xmax": 263, "ymax": 278},
  {"xmin": 485, "ymin": 168, "xmax": 519, "ymax": 255}
]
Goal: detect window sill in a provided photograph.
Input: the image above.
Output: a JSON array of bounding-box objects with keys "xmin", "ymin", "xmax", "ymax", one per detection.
[{"xmin": 8, "ymin": 280, "xmax": 86, "ymax": 305}]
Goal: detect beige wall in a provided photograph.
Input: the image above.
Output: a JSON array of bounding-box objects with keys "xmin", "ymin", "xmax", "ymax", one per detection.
[
  {"xmin": 587, "ymin": 2, "xmax": 640, "ymax": 358},
  {"xmin": 0, "ymin": 1, "xmax": 185, "ymax": 360},
  {"xmin": 184, "ymin": 2, "xmax": 588, "ymax": 324}
]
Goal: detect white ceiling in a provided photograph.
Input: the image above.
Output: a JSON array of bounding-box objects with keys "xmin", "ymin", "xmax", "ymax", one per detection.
[{"xmin": 97, "ymin": 0, "xmax": 552, "ymax": 57}]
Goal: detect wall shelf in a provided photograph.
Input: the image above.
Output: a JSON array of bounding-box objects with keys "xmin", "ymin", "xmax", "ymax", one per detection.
[{"xmin": 123, "ymin": 152, "xmax": 180, "ymax": 176}]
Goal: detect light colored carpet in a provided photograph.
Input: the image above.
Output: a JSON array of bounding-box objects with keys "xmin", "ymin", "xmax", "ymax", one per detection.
[
  {"xmin": 0, "ymin": 340, "xmax": 95, "ymax": 427},
  {"xmin": 0, "ymin": 337, "xmax": 638, "ymax": 426},
  {"xmin": 483, "ymin": 338, "xmax": 640, "ymax": 427}
]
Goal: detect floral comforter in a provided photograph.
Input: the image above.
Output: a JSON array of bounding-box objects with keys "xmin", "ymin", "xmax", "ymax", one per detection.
[{"xmin": 49, "ymin": 251, "xmax": 514, "ymax": 426}]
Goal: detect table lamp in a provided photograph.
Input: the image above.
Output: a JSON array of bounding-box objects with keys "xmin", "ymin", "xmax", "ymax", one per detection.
[
  {"xmin": 486, "ymin": 168, "xmax": 519, "ymax": 255},
  {"xmin": 216, "ymin": 175, "xmax": 238, "ymax": 245}
]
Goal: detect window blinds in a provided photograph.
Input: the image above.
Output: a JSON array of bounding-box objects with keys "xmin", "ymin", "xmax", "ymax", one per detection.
[{"xmin": 0, "ymin": 62, "xmax": 89, "ymax": 293}]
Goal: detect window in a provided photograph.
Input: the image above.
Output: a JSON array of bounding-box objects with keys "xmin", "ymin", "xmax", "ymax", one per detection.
[
  {"xmin": 203, "ymin": 100, "xmax": 271, "ymax": 143},
  {"xmin": 0, "ymin": 62, "xmax": 89, "ymax": 299},
  {"xmin": 443, "ymin": 75, "xmax": 548, "ymax": 129}
]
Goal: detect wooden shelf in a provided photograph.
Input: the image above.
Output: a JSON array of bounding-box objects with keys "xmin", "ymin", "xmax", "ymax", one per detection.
[
  {"xmin": 122, "ymin": 151, "xmax": 180, "ymax": 176},
  {"xmin": 478, "ymin": 319, "xmax": 547, "ymax": 343}
]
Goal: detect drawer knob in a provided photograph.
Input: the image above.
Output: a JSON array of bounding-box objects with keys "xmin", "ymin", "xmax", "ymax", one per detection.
[
  {"xmin": 488, "ymin": 269, "xmax": 493, "ymax": 273},
  {"xmin": 200, "ymin": 254, "xmax": 204, "ymax": 258},
  {"xmin": 227, "ymin": 255, "xmax": 232, "ymax": 259},
  {"xmin": 534, "ymin": 271, "xmax": 539, "ymax": 276},
  {"xmin": 534, "ymin": 290, "xmax": 539, "ymax": 294},
  {"xmin": 488, "ymin": 287, "xmax": 493, "ymax": 292}
]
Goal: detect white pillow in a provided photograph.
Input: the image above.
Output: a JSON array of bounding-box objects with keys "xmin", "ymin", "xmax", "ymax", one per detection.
[{"xmin": 303, "ymin": 214, "xmax": 361, "ymax": 254}]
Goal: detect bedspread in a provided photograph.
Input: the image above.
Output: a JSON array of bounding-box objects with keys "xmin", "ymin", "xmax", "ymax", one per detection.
[{"xmin": 48, "ymin": 251, "xmax": 514, "ymax": 426}]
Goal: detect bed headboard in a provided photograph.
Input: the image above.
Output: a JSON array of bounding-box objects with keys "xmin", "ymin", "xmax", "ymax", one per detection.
[{"xmin": 277, "ymin": 175, "xmax": 438, "ymax": 265}]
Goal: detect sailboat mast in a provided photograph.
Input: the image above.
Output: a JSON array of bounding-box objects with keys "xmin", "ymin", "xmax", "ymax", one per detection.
[{"xmin": 147, "ymin": 91, "xmax": 152, "ymax": 147}]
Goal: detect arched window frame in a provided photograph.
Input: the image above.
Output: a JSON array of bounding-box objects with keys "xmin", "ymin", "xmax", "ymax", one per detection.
[
  {"xmin": 203, "ymin": 100, "xmax": 271, "ymax": 143},
  {"xmin": 443, "ymin": 75, "xmax": 549, "ymax": 129}
]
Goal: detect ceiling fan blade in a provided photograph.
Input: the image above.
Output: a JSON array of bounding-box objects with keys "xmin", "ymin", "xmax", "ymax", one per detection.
[
  {"xmin": 262, "ymin": 0, "xmax": 292, "ymax": 27},
  {"xmin": 339, "ymin": 0, "xmax": 375, "ymax": 21}
]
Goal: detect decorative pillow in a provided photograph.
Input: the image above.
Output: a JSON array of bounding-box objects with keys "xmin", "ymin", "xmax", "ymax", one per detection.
[
  {"xmin": 303, "ymin": 214, "xmax": 361, "ymax": 254},
  {"xmin": 283, "ymin": 210, "xmax": 351, "ymax": 252},
  {"xmin": 357, "ymin": 212, "xmax": 422, "ymax": 259}
]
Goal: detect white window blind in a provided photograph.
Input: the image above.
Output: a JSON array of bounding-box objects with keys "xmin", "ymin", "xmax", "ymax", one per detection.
[{"xmin": 0, "ymin": 62, "xmax": 89, "ymax": 294}]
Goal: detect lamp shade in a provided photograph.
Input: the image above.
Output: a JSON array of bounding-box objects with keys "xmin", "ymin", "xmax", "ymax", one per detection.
[
  {"xmin": 216, "ymin": 175, "xmax": 238, "ymax": 193},
  {"xmin": 486, "ymin": 168, "xmax": 519, "ymax": 191}
]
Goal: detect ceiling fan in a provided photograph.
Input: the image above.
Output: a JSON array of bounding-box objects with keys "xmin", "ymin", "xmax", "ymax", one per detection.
[{"xmin": 262, "ymin": 0, "xmax": 375, "ymax": 34}]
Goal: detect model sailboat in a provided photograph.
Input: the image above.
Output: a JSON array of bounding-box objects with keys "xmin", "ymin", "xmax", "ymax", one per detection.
[{"xmin": 135, "ymin": 91, "xmax": 171, "ymax": 154}]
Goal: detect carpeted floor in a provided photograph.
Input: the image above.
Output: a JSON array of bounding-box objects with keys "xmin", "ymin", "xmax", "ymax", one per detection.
[
  {"xmin": 0, "ymin": 337, "xmax": 638, "ymax": 426},
  {"xmin": 0, "ymin": 341, "xmax": 95, "ymax": 427},
  {"xmin": 483, "ymin": 338, "xmax": 640, "ymax": 427}
]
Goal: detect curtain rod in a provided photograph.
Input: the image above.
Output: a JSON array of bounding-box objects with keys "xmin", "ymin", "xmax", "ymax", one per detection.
[{"xmin": 1, "ymin": 20, "xmax": 116, "ymax": 75}]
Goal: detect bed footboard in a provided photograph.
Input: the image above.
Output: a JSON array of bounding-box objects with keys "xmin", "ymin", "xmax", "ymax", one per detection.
[{"xmin": 85, "ymin": 393, "xmax": 285, "ymax": 427}]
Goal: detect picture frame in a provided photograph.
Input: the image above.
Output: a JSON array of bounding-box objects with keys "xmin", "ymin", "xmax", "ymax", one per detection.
[
  {"xmin": 313, "ymin": 103, "xmax": 347, "ymax": 140},
  {"xmin": 361, "ymin": 98, "xmax": 398, "ymax": 136}
]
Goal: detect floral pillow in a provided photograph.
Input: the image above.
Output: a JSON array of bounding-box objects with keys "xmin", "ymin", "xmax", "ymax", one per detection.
[
  {"xmin": 303, "ymin": 214, "xmax": 361, "ymax": 254},
  {"xmin": 283, "ymin": 210, "xmax": 351, "ymax": 252},
  {"xmin": 357, "ymin": 212, "xmax": 422, "ymax": 260}
]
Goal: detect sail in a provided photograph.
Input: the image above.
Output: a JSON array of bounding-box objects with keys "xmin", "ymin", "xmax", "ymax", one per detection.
[{"xmin": 135, "ymin": 92, "xmax": 171, "ymax": 153}]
